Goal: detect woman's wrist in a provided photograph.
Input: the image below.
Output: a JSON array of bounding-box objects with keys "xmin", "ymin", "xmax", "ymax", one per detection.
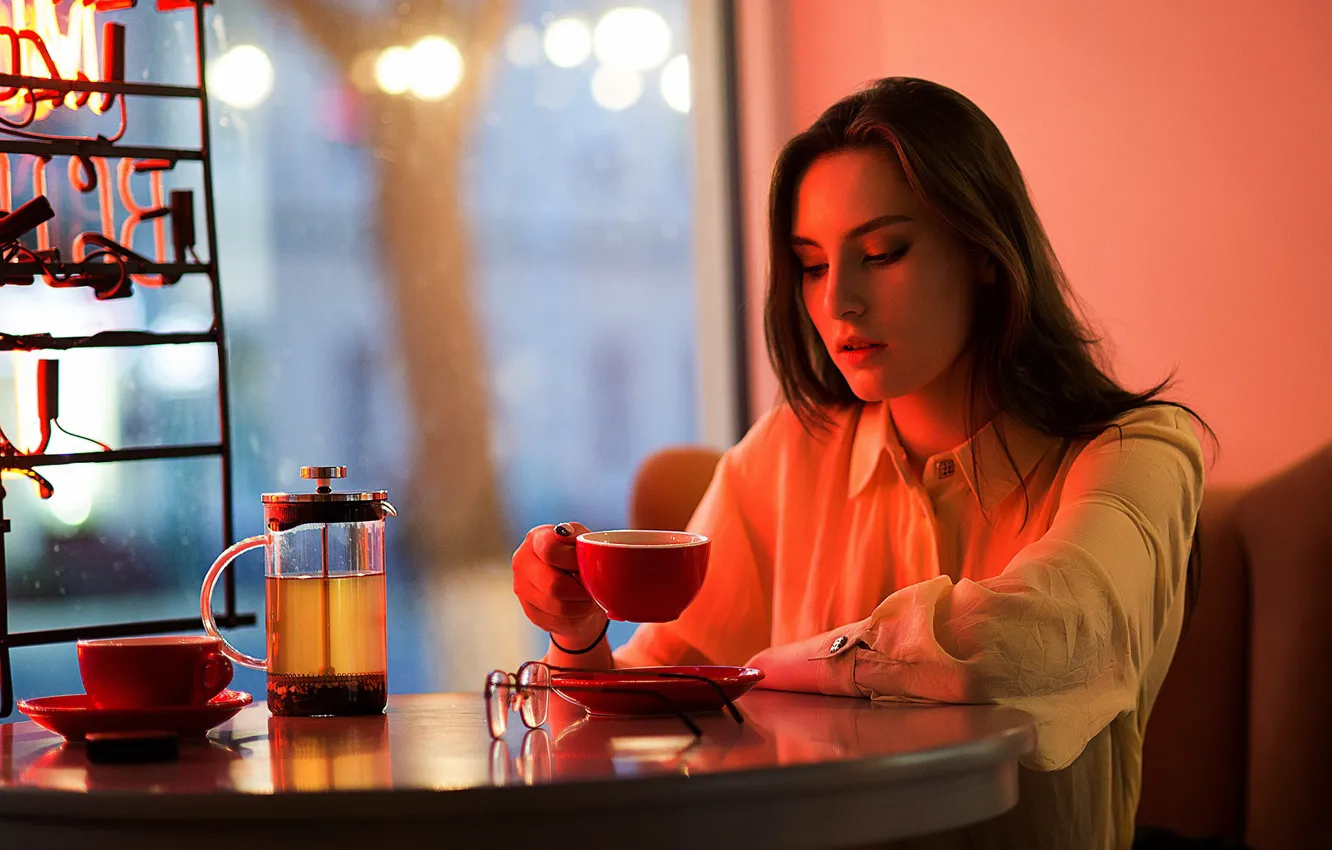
[{"xmin": 549, "ymin": 616, "xmax": 610, "ymax": 655}]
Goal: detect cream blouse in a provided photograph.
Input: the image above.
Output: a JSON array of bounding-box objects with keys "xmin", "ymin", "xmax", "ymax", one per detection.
[{"xmin": 616, "ymin": 401, "xmax": 1204, "ymax": 849}]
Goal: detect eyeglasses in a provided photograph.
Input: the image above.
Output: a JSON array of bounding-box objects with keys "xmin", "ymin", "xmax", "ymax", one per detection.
[{"xmin": 483, "ymin": 661, "xmax": 744, "ymax": 741}]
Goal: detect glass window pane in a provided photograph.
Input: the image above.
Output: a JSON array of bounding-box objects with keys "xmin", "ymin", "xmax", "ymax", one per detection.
[{"xmin": 3, "ymin": 0, "xmax": 710, "ymax": 714}]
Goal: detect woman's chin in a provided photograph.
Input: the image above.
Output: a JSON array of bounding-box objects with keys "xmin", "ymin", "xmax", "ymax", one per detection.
[
  {"xmin": 845, "ymin": 379, "xmax": 890, "ymax": 403},
  {"xmin": 844, "ymin": 373, "xmax": 925, "ymax": 404}
]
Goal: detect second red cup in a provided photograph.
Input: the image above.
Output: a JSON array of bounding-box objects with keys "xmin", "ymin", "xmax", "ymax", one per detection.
[{"xmin": 77, "ymin": 635, "xmax": 234, "ymax": 710}]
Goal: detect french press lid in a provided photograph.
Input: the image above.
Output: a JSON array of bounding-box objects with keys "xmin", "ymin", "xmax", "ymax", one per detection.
[{"xmin": 261, "ymin": 466, "xmax": 395, "ymax": 531}]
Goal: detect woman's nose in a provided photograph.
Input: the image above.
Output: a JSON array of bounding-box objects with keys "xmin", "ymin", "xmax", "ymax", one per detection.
[{"xmin": 824, "ymin": 263, "xmax": 867, "ymax": 319}]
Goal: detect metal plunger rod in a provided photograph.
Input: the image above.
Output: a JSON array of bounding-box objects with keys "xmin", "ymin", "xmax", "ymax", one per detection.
[
  {"xmin": 301, "ymin": 466, "xmax": 346, "ymax": 677},
  {"xmin": 320, "ymin": 523, "xmax": 332, "ymax": 676}
]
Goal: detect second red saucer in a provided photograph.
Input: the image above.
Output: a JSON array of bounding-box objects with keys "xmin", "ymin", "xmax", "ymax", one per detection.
[{"xmin": 16, "ymin": 690, "xmax": 252, "ymax": 742}]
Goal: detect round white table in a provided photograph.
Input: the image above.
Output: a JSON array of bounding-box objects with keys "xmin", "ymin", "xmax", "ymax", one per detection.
[{"xmin": 0, "ymin": 690, "xmax": 1035, "ymax": 849}]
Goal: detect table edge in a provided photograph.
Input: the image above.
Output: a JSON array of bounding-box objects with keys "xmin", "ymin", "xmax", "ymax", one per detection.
[{"xmin": 0, "ymin": 722, "xmax": 1036, "ymax": 823}]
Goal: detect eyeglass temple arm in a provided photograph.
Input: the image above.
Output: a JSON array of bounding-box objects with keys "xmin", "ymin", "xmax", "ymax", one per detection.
[{"xmin": 636, "ymin": 672, "xmax": 744, "ymax": 724}]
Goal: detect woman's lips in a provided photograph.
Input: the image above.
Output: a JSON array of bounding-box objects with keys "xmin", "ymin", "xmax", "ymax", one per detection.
[{"xmin": 837, "ymin": 343, "xmax": 887, "ymax": 367}]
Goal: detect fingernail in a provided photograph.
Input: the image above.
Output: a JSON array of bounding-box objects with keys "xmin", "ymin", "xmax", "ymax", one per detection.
[{"xmin": 554, "ymin": 523, "xmax": 573, "ymax": 537}]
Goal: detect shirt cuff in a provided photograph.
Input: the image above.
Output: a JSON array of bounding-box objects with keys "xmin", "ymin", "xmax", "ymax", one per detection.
[{"xmin": 805, "ymin": 617, "xmax": 872, "ymax": 697}]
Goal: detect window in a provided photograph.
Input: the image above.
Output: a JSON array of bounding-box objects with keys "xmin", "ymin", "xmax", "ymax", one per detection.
[{"xmin": 1, "ymin": 0, "xmax": 733, "ymax": 713}]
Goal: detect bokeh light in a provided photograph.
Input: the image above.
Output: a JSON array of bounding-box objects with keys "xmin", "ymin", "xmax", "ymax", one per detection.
[
  {"xmin": 593, "ymin": 7, "xmax": 671, "ymax": 71},
  {"xmin": 504, "ymin": 23, "xmax": 542, "ymax": 67},
  {"xmin": 407, "ymin": 36, "xmax": 464, "ymax": 101},
  {"xmin": 45, "ymin": 468, "xmax": 95, "ymax": 527},
  {"xmin": 590, "ymin": 66, "xmax": 644, "ymax": 111},
  {"xmin": 543, "ymin": 17, "xmax": 593, "ymax": 68},
  {"xmin": 208, "ymin": 45, "xmax": 275, "ymax": 110},
  {"xmin": 660, "ymin": 53, "xmax": 689, "ymax": 113},
  {"xmin": 146, "ymin": 307, "xmax": 215, "ymax": 396},
  {"xmin": 374, "ymin": 45, "xmax": 412, "ymax": 95}
]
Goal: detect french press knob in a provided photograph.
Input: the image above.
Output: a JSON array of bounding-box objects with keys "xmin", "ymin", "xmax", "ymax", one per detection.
[{"xmin": 301, "ymin": 466, "xmax": 346, "ymax": 494}]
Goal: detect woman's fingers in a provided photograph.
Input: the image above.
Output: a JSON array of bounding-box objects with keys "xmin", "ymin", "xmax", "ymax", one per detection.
[
  {"xmin": 534, "ymin": 565, "xmax": 595, "ymax": 603},
  {"xmin": 513, "ymin": 572, "xmax": 600, "ymax": 619},
  {"xmin": 511, "ymin": 523, "xmax": 603, "ymax": 637},
  {"xmin": 532, "ymin": 522, "xmax": 589, "ymax": 572}
]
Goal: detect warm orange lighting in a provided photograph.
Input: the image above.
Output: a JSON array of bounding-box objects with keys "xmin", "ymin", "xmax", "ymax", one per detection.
[
  {"xmin": 11, "ymin": 350, "xmax": 40, "ymax": 454},
  {"xmin": 0, "ymin": 0, "xmax": 113, "ymax": 121}
]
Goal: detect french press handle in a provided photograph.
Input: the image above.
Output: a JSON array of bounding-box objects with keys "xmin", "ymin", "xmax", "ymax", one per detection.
[{"xmin": 200, "ymin": 535, "xmax": 268, "ymax": 671}]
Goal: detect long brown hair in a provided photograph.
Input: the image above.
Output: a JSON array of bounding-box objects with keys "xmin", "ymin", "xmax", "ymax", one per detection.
[{"xmin": 763, "ymin": 77, "xmax": 1212, "ymax": 622}]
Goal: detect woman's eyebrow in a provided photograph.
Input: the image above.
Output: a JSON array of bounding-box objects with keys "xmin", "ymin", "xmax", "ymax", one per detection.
[{"xmin": 791, "ymin": 213, "xmax": 914, "ymax": 246}]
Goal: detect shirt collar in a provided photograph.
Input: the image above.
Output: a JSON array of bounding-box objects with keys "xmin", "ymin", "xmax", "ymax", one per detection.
[
  {"xmin": 848, "ymin": 402, "xmax": 1058, "ymax": 511},
  {"xmin": 848, "ymin": 402, "xmax": 901, "ymax": 498}
]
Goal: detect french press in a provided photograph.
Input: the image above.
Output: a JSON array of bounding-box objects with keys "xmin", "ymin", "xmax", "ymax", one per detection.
[{"xmin": 201, "ymin": 466, "xmax": 396, "ymax": 717}]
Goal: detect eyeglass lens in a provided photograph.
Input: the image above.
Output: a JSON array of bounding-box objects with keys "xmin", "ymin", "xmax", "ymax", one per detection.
[
  {"xmin": 518, "ymin": 662, "xmax": 550, "ymax": 729},
  {"xmin": 485, "ymin": 670, "xmax": 513, "ymax": 738}
]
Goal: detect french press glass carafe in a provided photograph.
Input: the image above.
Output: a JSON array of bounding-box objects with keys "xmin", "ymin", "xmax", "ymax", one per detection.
[{"xmin": 201, "ymin": 466, "xmax": 396, "ymax": 717}]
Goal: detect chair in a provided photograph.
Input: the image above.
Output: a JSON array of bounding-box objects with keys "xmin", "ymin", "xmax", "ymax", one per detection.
[
  {"xmin": 628, "ymin": 445, "xmax": 723, "ymax": 531},
  {"xmin": 1137, "ymin": 487, "xmax": 1249, "ymax": 837},
  {"xmin": 1139, "ymin": 445, "xmax": 1332, "ymax": 849}
]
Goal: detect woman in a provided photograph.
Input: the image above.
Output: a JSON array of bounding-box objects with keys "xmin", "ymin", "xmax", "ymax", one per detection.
[{"xmin": 510, "ymin": 77, "xmax": 1207, "ymax": 849}]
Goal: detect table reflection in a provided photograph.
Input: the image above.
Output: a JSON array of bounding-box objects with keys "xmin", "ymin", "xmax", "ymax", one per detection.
[
  {"xmin": 269, "ymin": 714, "xmax": 391, "ymax": 792},
  {"xmin": 19, "ymin": 739, "xmax": 244, "ymax": 793}
]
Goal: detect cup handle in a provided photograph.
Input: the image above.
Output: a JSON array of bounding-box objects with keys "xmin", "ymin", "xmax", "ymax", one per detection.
[
  {"xmin": 197, "ymin": 651, "xmax": 234, "ymax": 702},
  {"xmin": 200, "ymin": 535, "xmax": 268, "ymax": 671}
]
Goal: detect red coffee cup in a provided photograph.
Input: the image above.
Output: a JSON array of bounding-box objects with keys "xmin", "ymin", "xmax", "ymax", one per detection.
[
  {"xmin": 574, "ymin": 530, "xmax": 710, "ymax": 622},
  {"xmin": 77, "ymin": 635, "xmax": 234, "ymax": 710}
]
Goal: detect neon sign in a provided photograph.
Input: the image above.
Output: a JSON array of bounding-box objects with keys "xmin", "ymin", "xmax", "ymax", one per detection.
[
  {"xmin": 0, "ymin": 1, "xmax": 118, "ymax": 121},
  {"xmin": 0, "ymin": 151, "xmax": 177, "ymax": 293},
  {"xmin": 0, "ymin": 1, "xmax": 198, "ymax": 295}
]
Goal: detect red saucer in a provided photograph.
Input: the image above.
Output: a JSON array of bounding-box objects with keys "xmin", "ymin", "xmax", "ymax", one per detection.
[
  {"xmin": 551, "ymin": 666, "xmax": 763, "ymax": 716},
  {"xmin": 16, "ymin": 690, "xmax": 252, "ymax": 742}
]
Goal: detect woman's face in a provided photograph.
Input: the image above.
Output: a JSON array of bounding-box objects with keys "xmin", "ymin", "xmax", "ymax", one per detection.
[{"xmin": 793, "ymin": 149, "xmax": 987, "ymax": 403}]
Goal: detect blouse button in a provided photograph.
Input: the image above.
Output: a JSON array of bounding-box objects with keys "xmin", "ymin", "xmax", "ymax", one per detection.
[{"xmin": 830, "ymin": 636, "xmax": 848, "ymax": 652}]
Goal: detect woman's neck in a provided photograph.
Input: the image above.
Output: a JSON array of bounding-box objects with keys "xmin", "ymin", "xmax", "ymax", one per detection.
[{"xmin": 887, "ymin": 355, "xmax": 990, "ymax": 481}]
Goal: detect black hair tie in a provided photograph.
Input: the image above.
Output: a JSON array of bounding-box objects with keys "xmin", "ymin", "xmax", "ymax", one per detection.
[{"xmin": 549, "ymin": 617, "xmax": 610, "ymax": 655}]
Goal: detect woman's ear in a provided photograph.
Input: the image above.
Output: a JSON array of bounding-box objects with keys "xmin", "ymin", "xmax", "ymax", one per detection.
[
  {"xmin": 975, "ymin": 253, "xmax": 997, "ymax": 285},
  {"xmin": 967, "ymin": 247, "xmax": 997, "ymax": 285}
]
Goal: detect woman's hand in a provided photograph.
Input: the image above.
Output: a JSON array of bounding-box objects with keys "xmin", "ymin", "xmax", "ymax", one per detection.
[{"xmin": 511, "ymin": 522, "xmax": 606, "ymax": 646}]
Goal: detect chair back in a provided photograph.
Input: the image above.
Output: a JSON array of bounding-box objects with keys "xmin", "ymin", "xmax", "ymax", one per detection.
[
  {"xmin": 1138, "ymin": 487, "xmax": 1250, "ymax": 837},
  {"xmin": 1234, "ymin": 446, "xmax": 1332, "ymax": 850},
  {"xmin": 1140, "ymin": 444, "xmax": 1332, "ymax": 850},
  {"xmin": 628, "ymin": 446, "xmax": 723, "ymax": 531}
]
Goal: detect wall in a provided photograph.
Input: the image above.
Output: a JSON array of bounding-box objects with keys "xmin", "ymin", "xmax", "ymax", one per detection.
[{"xmin": 735, "ymin": 0, "xmax": 1332, "ymax": 485}]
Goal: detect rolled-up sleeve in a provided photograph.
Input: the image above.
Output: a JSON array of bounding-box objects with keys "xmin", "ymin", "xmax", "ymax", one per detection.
[
  {"xmin": 615, "ymin": 447, "xmax": 773, "ymax": 669},
  {"xmin": 811, "ymin": 408, "xmax": 1204, "ymax": 770}
]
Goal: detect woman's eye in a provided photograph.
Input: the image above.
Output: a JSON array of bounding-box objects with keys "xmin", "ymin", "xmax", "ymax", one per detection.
[
  {"xmin": 865, "ymin": 245, "xmax": 909, "ymax": 266},
  {"xmin": 800, "ymin": 263, "xmax": 828, "ymax": 280}
]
